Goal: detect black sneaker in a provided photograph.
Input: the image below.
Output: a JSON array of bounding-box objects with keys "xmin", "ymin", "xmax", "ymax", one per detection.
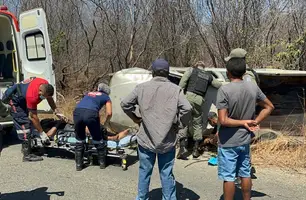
[
  {"xmin": 177, "ymin": 147, "xmax": 189, "ymax": 160},
  {"xmin": 23, "ymin": 154, "xmax": 43, "ymax": 162}
]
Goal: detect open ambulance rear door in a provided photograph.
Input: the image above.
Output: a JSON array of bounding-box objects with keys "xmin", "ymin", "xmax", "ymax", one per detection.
[{"xmin": 18, "ymin": 8, "xmax": 55, "ymax": 112}]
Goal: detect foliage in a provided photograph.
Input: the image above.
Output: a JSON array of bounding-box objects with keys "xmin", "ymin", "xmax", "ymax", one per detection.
[{"xmin": 3, "ymin": 0, "xmax": 306, "ymax": 93}]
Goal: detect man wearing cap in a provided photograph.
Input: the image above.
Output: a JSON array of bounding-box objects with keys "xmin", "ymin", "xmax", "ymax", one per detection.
[
  {"xmin": 121, "ymin": 59, "xmax": 192, "ymax": 200},
  {"xmin": 73, "ymin": 83, "xmax": 112, "ymax": 171},
  {"xmin": 177, "ymin": 61, "xmax": 222, "ymax": 159},
  {"xmin": 225, "ymin": 48, "xmax": 260, "ymax": 85}
]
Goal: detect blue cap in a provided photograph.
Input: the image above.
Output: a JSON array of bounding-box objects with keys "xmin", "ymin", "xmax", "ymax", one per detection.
[{"xmin": 151, "ymin": 59, "xmax": 170, "ymax": 71}]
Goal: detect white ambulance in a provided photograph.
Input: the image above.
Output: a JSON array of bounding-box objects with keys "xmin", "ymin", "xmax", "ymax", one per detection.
[{"xmin": 0, "ymin": 5, "xmax": 55, "ymax": 127}]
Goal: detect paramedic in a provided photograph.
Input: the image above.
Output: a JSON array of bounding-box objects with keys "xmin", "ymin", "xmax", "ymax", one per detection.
[
  {"xmin": 1, "ymin": 77, "xmax": 64, "ymax": 162},
  {"xmin": 177, "ymin": 61, "xmax": 222, "ymax": 159},
  {"xmin": 73, "ymin": 83, "xmax": 112, "ymax": 171},
  {"xmin": 121, "ymin": 59, "xmax": 192, "ymax": 200}
]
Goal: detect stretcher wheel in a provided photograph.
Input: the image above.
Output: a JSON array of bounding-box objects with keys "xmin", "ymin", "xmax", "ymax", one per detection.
[{"xmin": 121, "ymin": 159, "xmax": 127, "ymax": 171}]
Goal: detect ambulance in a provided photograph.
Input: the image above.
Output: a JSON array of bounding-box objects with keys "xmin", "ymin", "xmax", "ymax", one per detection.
[{"xmin": 0, "ymin": 5, "xmax": 55, "ymax": 127}]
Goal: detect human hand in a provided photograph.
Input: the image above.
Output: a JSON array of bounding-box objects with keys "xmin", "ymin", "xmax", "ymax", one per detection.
[
  {"xmin": 55, "ymin": 112, "xmax": 69, "ymax": 123},
  {"xmin": 243, "ymin": 120, "xmax": 259, "ymax": 132},
  {"xmin": 40, "ymin": 131, "xmax": 51, "ymax": 145}
]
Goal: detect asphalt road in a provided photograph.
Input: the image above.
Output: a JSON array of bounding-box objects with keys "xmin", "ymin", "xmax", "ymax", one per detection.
[{"xmin": 0, "ymin": 143, "xmax": 306, "ymax": 200}]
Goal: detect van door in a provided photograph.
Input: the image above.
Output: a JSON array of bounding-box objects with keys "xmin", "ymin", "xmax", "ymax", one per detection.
[{"xmin": 18, "ymin": 8, "xmax": 55, "ymax": 112}]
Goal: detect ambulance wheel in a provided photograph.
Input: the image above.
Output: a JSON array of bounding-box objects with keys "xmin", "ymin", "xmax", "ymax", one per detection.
[{"xmin": 121, "ymin": 159, "xmax": 127, "ymax": 171}]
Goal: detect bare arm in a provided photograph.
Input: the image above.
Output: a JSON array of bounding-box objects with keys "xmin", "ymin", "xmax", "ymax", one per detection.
[
  {"xmin": 29, "ymin": 111, "xmax": 43, "ymax": 133},
  {"xmin": 46, "ymin": 97, "xmax": 57, "ymax": 111},
  {"xmin": 218, "ymin": 109, "xmax": 251, "ymax": 127},
  {"xmin": 216, "ymin": 88, "xmax": 246, "ymax": 127},
  {"xmin": 255, "ymin": 98, "xmax": 274, "ymax": 124},
  {"xmin": 104, "ymin": 101, "xmax": 112, "ymax": 124},
  {"xmin": 121, "ymin": 86, "xmax": 142, "ymax": 124},
  {"xmin": 254, "ymin": 87, "xmax": 274, "ymax": 124},
  {"xmin": 47, "ymin": 97, "xmax": 68, "ymax": 122},
  {"xmin": 216, "ymin": 87, "xmax": 256, "ymax": 131}
]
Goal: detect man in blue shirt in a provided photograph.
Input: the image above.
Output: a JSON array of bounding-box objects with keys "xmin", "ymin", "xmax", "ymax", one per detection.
[{"xmin": 73, "ymin": 83, "xmax": 112, "ymax": 171}]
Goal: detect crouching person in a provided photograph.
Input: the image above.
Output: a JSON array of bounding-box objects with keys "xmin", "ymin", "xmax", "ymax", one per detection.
[
  {"xmin": 73, "ymin": 83, "xmax": 112, "ymax": 171},
  {"xmin": 121, "ymin": 59, "xmax": 192, "ymax": 200}
]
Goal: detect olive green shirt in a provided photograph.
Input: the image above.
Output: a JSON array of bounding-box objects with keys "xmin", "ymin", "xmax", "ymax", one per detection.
[
  {"xmin": 179, "ymin": 67, "xmax": 222, "ymax": 91},
  {"xmin": 243, "ymin": 70, "xmax": 257, "ymax": 85}
]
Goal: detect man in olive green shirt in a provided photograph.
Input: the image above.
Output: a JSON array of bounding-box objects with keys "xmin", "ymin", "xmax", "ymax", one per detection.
[{"xmin": 178, "ymin": 61, "xmax": 221, "ymax": 159}]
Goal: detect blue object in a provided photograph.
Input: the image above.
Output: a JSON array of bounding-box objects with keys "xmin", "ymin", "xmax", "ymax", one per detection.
[
  {"xmin": 107, "ymin": 140, "xmax": 117, "ymax": 148},
  {"xmin": 217, "ymin": 144, "xmax": 251, "ymax": 181},
  {"xmin": 76, "ymin": 91, "xmax": 111, "ymax": 112},
  {"xmin": 208, "ymin": 156, "xmax": 218, "ymax": 166},
  {"xmin": 151, "ymin": 59, "xmax": 170, "ymax": 71},
  {"xmin": 136, "ymin": 145, "xmax": 176, "ymax": 200},
  {"xmin": 119, "ymin": 135, "xmax": 135, "ymax": 147},
  {"xmin": 109, "ymin": 135, "xmax": 135, "ymax": 148},
  {"xmin": 73, "ymin": 108, "xmax": 102, "ymax": 141},
  {"xmin": 65, "ymin": 135, "xmax": 135, "ymax": 149}
]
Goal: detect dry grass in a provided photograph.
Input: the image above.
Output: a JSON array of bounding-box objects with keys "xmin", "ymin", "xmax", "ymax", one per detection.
[
  {"xmin": 39, "ymin": 96, "xmax": 76, "ymax": 122},
  {"xmin": 40, "ymin": 96, "xmax": 108, "ymax": 125},
  {"xmin": 58, "ymin": 98, "xmax": 77, "ymax": 122},
  {"xmin": 252, "ymin": 135, "xmax": 306, "ymax": 170}
]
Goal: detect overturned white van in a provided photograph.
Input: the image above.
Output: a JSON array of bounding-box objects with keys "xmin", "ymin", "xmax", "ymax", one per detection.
[
  {"xmin": 0, "ymin": 5, "xmax": 56, "ymax": 127},
  {"xmin": 108, "ymin": 67, "xmax": 224, "ymax": 134},
  {"xmin": 109, "ymin": 67, "xmax": 306, "ymax": 135}
]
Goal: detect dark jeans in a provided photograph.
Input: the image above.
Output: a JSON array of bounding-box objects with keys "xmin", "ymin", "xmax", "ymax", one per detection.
[
  {"xmin": 73, "ymin": 108, "xmax": 102, "ymax": 142},
  {"xmin": 136, "ymin": 145, "xmax": 176, "ymax": 200},
  {"xmin": 10, "ymin": 96, "xmax": 31, "ymax": 140}
]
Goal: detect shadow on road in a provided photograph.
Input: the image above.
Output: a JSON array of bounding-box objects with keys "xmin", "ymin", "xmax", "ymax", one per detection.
[
  {"xmin": 0, "ymin": 187, "xmax": 65, "ymax": 200},
  {"xmin": 219, "ymin": 186, "xmax": 267, "ymax": 200},
  {"xmin": 0, "ymin": 128, "xmax": 22, "ymax": 153},
  {"xmin": 149, "ymin": 181, "xmax": 200, "ymax": 200}
]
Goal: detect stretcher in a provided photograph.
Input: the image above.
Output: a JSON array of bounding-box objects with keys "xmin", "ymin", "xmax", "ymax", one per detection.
[{"xmin": 32, "ymin": 125, "xmax": 138, "ymax": 171}]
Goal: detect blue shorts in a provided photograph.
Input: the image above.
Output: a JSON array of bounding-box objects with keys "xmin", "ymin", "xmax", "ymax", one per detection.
[{"xmin": 218, "ymin": 144, "xmax": 251, "ymax": 182}]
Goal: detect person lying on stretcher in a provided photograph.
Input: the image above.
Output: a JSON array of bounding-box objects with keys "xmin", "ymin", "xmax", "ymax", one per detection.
[
  {"xmin": 40, "ymin": 118, "xmax": 130, "ymax": 141},
  {"xmin": 85, "ymin": 126, "xmax": 130, "ymax": 141}
]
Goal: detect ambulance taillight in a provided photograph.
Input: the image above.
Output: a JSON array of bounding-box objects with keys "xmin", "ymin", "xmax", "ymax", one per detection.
[{"xmin": 0, "ymin": 5, "xmax": 8, "ymax": 11}]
